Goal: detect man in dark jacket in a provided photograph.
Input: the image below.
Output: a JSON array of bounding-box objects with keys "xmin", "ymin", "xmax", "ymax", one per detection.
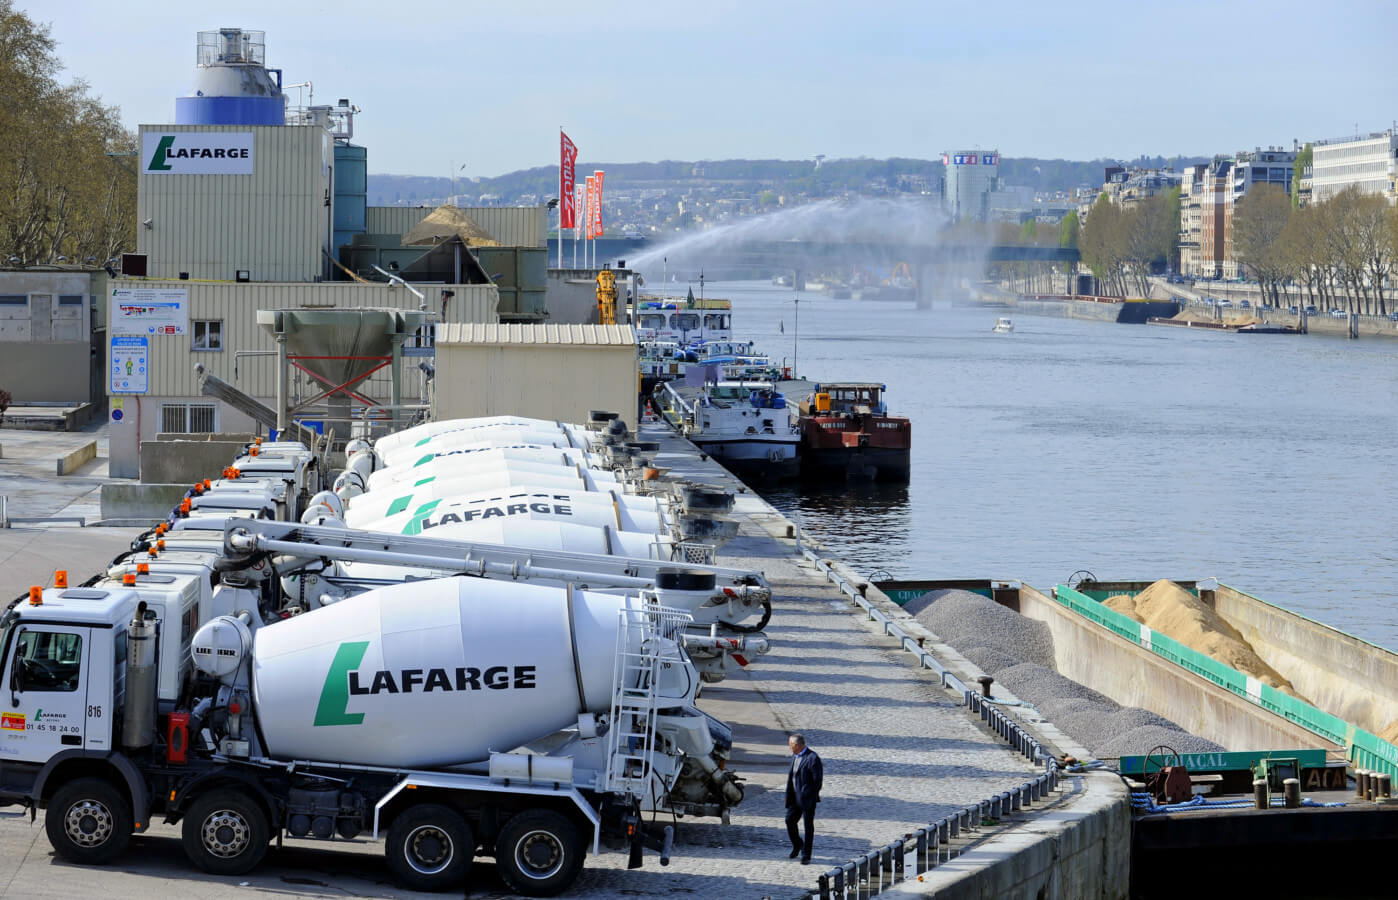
[{"xmin": 785, "ymin": 733, "xmax": 823, "ymax": 864}]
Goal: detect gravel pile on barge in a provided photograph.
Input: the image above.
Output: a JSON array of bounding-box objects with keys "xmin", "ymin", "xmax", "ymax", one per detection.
[{"xmin": 909, "ymin": 588, "xmax": 1225, "ymax": 757}]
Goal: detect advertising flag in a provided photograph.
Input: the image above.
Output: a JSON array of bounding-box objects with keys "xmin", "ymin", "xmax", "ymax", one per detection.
[
  {"xmin": 575, "ymin": 185, "xmax": 585, "ymax": 238},
  {"xmin": 559, "ymin": 131, "xmax": 578, "ymax": 229},
  {"xmin": 592, "ymin": 170, "xmax": 605, "ymax": 239},
  {"xmin": 584, "ymin": 175, "xmax": 597, "ymax": 240}
]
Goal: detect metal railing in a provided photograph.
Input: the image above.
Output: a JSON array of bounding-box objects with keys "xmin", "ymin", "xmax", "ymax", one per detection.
[{"xmin": 797, "ymin": 544, "xmax": 1062, "ymax": 899}]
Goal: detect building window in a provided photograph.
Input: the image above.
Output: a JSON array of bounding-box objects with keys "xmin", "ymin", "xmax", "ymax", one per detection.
[
  {"xmin": 0, "ymin": 295, "xmax": 26, "ymax": 306},
  {"xmin": 192, "ymin": 319, "xmax": 223, "ymax": 351},
  {"xmin": 58, "ymin": 295, "xmax": 84, "ymax": 306},
  {"xmin": 161, "ymin": 403, "xmax": 217, "ymax": 434}
]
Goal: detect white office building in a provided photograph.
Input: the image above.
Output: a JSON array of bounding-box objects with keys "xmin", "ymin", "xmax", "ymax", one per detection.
[
  {"xmin": 942, "ymin": 150, "xmax": 1000, "ymax": 222},
  {"xmin": 1309, "ymin": 130, "xmax": 1398, "ymax": 203}
]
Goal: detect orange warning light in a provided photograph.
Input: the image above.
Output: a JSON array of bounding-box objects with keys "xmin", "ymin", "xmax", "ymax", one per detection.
[
  {"xmin": 54, "ymin": 570, "xmax": 68, "ymax": 589},
  {"xmin": 122, "ymin": 573, "xmax": 137, "ymax": 586},
  {"xmin": 28, "ymin": 586, "xmax": 42, "ymax": 606}
]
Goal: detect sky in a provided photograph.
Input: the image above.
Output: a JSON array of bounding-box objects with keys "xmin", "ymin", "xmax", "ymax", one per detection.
[{"xmin": 29, "ymin": 0, "xmax": 1395, "ymax": 179}]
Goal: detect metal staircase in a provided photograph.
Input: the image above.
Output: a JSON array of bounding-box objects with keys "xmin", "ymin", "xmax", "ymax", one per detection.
[{"xmin": 603, "ymin": 597, "xmax": 689, "ymax": 799}]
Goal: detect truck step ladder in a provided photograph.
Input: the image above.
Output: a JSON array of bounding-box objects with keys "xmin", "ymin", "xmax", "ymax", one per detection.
[{"xmin": 604, "ymin": 597, "xmax": 689, "ymax": 798}]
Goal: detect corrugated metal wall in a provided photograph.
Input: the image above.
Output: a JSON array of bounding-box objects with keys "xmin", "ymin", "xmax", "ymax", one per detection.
[
  {"xmin": 109, "ymin": 280, "xmax": 498, "ymax": 399},
  {"xmin": 435, "ymin": 341, "xmax": 636, "ymax": 429},
  {"xmin": 137, "ymin": 125, "xmax": 330, "ymax": 282},
  {"xmin": 365, "ymin": 206, "xmax": 545, "ymax": 248}
]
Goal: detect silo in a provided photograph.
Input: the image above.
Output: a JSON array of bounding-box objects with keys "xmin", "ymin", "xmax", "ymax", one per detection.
[
  {"xmin": 175, "ymin": 28, "xmax": 285, "ymax": 126},
  {"xmin": 333, "ymin": 143, "xmax": 368, "ymax": 251}
]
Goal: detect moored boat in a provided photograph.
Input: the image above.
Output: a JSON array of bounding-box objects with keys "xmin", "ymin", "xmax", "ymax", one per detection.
[
  {"xmin": 796, "ymin": 382, "xmax": 910, "ymax": 481},
  {"xmin": 653, "ymin": 379, "xmax": 800, "ymax": 480},
  {"xmin": 993, "ymin": 317, "xmax": 1014, "ymax": 333}
]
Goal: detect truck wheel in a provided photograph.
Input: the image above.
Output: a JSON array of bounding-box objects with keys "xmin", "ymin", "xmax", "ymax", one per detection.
[
  {"xmin": 46, "ymin": 778, "xmax": 133, "ymax": 865},
  {"xmin": 181, "ymin": 788, "xmax": 270, "ymax": 876},
  {"xmin": 385, "ymin": 803, "xmax": 473, "ymax": 891},
  {"xmin": 495, "ymin": 809, "xmax": 585, "ymax": 897}
]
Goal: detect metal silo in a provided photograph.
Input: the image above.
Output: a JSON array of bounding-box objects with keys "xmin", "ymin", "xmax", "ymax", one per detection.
[{"xmin": 175, "ymin": 28, "xmax": 285, "ymax": 126}]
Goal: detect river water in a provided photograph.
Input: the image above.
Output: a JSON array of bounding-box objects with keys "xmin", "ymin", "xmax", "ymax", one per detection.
[{"xmin": 687, "ymin": 281, "xmax": 1398, "ymax": 650}]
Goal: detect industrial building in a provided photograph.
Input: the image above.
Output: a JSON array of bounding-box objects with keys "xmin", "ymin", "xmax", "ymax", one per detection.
[{"xmin": 78, "ymin": 27, "xmax": 622, "ymax": 478}]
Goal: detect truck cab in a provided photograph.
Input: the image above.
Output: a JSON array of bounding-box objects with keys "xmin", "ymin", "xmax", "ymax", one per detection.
[{"xmin": 0, "ymin": 587, "xmax": 139, "ymax": 802}]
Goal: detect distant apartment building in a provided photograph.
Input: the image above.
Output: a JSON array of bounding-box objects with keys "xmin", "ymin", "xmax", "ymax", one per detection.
[
  {"xmin": 1308, "ymin": 129, "xmax": 1398, "ymax": 204},
  {"xmin": 1186, "ymin": 148, "xmax": 1296, "ymax": 279},
  {"xmin": 1102, "ymin": 167, "xmax": 1182, "ymax": 208},
  {"xmin": 942, "ymin": 150, "xmax": 1000, "ymax": 222},
  {"xmin": 1178, "ymin": 165, "xmax": 1205, "ymax": 276}
]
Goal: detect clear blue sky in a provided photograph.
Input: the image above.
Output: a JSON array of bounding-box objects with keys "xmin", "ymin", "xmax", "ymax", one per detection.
[{"xmin": 32, "ymin": 0, "xmax": 1393, "ymax": 178}]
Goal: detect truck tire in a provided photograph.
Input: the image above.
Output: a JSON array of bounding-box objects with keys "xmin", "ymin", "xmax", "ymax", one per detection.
[
  {"xmin": 181, "ymin": 788, "xmax": 270, "ymax": 876},
  {"xmin": 385, "ymin": 803, "xmax": 473, "ymax": 891},
  {"xmin": 494, "ymin": 808, "xmax": 585, "ymax": 897},
  {"xmin": 45, "ymin": 777, "xmax": 133, "ymax": 865}
]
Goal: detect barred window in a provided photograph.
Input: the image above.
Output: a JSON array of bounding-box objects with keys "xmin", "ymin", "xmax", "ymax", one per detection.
[{"xmin": 161, "ymin": 403, "xmax": 217, "ymax": 433}]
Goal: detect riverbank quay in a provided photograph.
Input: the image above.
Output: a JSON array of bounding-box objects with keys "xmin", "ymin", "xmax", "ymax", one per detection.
[{"xmin": 635, "ymin": 420, "xmax": 1131, "ymax": 899}]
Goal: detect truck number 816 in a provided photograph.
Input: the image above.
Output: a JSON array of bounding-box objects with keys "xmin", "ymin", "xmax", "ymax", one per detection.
[{"xmin": 86, "ymin": 706, "xmax": 102, "ymax": 718}]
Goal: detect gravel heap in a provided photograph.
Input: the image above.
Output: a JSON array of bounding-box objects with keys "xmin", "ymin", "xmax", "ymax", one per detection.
[
  {"xmin": 908, "ymin": 589, "xmax": 1225, "ymax": 758},
  {"xmin": 907, "ymin": 589, "xmax": 1056, "ymax": 670}
]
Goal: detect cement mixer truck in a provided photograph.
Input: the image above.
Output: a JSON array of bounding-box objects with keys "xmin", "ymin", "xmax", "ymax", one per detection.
[{"xmin": 0, "ymin": 576, "xmax": 742, "ymax": 896}]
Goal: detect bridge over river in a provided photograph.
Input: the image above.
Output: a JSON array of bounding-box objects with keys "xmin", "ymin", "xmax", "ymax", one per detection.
[{"xmin": 547, "ymin": 236, "xmax": 1080, "ymax": 305}]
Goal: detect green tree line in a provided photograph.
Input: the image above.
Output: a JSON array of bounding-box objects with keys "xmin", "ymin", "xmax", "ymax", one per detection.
[
  {"xmin": 0, "ymin": 0, "xmax": 136, "ymax": 265},
  {"xmin": 1078, "ymin": 189, "xmax": 1180, "ymax": 297},
  {"xmin": 1234, "ymin": 183, "xmax": 1395, "ymax": 316}
]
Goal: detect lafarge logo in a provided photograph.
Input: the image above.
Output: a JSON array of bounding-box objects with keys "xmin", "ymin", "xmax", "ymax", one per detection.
[
  {"xmin": 314, "ymin": 641, "xmax": 538, "ymax": 727},
  {"xmin": 142, "ymin": 132, "xmax": 255, "ymax": 175}
]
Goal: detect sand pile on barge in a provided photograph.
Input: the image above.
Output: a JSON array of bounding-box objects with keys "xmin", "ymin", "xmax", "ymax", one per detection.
[{"xmin": 1103, "ymin": 579, "xmax": 1301, "ymax": 697}]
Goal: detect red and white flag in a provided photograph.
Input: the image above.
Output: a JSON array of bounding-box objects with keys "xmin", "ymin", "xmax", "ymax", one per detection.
[
  {"xmin": 584, "ymin": 175, "xmax": 597, "ymax": 239},
  {"xmin": 592, "ymin": 169, "xmax": 605, "ymax": 238},
  {"xmin": 559, "ymin": 131, "xmax": 578, "ymax": 229},
  {"xmin": 574, "ymin": 185, "xmax": 585, "ymax": 238}
]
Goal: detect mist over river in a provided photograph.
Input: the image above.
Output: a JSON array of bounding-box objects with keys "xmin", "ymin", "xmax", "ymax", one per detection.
[{"xmin": 681, "ymin": 281, "xmax": 1398, "ymax": 650}]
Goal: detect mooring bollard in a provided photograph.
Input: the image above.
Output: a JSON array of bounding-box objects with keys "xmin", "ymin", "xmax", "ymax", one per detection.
[
  {"xmin": 1283, "ymin": 777, "xmax": 1301, "ymax": 808},
  {"xmin": 1379, "ymin": 773, "xmax": 1392, "ymax": 799},
  {"xmin": 1356, "ymin": 769, "xmax": 1368, "ymax": 799},
  {"xmin": 1253, "ymin": 778, "xmax": 1268, "ymax": 809},
  {"xmin": 1366, "ymin": 771, "xmax": 1377, "ymax": 801}
]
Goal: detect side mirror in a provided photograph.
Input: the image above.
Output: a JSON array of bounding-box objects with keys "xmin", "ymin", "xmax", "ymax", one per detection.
[{"xmin": 9, "ymin": 632, "xmax": 25, "ymax": 704}]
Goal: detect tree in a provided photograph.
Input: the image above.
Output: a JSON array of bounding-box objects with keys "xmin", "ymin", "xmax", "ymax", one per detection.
[
  {"xmin": 1233, "ymin": 184, "xmax": 1292, "ymax": 305},
  {"xmin": 0, "ymin": 1, "xmax": 137, "ymax": 265},
  {"xmin": 1057, "ymin": 210, "xmax": 1080, "ymax": 278},
  {"xmin": 1080, "ymin": 194, "xmax": 1126, "ymax": 296},
  {"xmin": 1291, "ymin": 144, "xmax": 1312, "ymax": 209}
]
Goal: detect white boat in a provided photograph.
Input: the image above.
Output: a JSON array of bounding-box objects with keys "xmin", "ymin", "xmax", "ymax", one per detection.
[
  {"xmin": 654, "ymin": 380, "xmax": 800, "ymax": 480},
  {"xmin": 993, "ymin": 317, "xmax": 1014, "ymax": 333}
]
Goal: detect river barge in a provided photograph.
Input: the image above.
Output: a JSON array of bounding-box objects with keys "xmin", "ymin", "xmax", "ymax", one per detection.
[{"xmin": 794, "ymin": 382, "xmax": 911, "ymax": 481}]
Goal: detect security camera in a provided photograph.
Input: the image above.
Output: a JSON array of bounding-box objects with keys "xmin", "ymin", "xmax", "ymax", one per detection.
[{"xmin": 143, "ymin": 218, "xmax": 154, "ymax": 228}]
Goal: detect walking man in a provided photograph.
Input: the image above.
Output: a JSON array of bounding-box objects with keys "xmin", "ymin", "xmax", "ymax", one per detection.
[{"xmin": 785, "ymin": 733, "xmax": 823, "ymax": 864}]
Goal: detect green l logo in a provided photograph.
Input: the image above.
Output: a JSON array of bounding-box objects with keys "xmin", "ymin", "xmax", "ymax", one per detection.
[
  {"xmin": 148, "ymin": 135, "xmax": 175, "ymax": 171},
  {"xmin": 314, "ymin": 641, "xmax": 369, "ymax": 726}
]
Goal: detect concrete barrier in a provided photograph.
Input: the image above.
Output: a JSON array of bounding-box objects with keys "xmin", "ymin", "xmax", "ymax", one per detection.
[
  {"xmin": 892, "ymin": 770, "xmax": 1129, "ymax": 900},
  {"xmin": 99, "ymin": 483, "xmax": 190, "ymax": 524},
  {"xmin": 55, "ymin": 440, "xmax": 97, "ymax": 476},
  {"xmin": 140, "ymin": 440, "xmax": 249, "ymax": 484}
]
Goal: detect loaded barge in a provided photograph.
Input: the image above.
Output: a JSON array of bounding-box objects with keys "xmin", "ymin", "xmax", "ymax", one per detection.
[{"xmin": 872, "ymin": 575, "xmax": 1398, "ymax": 897}]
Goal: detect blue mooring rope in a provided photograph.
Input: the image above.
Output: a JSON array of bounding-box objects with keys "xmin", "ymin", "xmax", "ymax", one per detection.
[{"xmin": 1131, "ymin": 793, "xmax": 1347, "ymax": 813}]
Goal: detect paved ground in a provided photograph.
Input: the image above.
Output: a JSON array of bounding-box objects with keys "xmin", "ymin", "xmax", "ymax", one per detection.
[
  {"xmin": 0, "ymin": 422, "xmax": 1043, "ymax": 899},
  {"xmin": 0, "ymin": 423, "xmax": 118, "ymax": 522}
]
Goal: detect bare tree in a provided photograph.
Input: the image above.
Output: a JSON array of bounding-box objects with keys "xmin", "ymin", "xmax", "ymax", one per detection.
[{"xmin": 1233, "ymin": 184, "xmax": 1292, "ymax": 306}]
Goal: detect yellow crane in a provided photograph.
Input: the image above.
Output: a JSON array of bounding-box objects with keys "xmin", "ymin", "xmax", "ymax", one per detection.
[{"xmin": 596, "ymin": 268, "xmax": 618, "ymax": 325}]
